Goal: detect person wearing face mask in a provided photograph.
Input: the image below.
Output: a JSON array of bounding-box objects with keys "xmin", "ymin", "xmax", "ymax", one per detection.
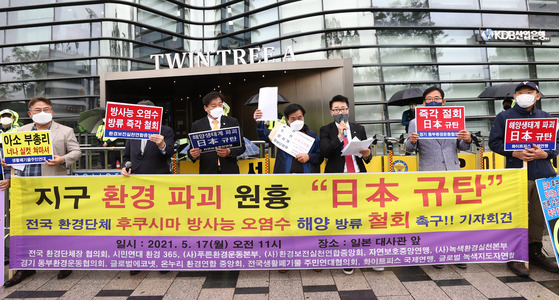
[
  {"xmin": 489, "ymin": 81, "xmax": 559, "ymax": 278},
  {"xmin": 253, "ymin": 103, "xmax": 323, "ymax": 174},
  {"xmin": 0, "ymin": 109, "xmax": 20, "ymax": 190},
  {"xmin": 405, "ymin": 86, "xmax": 471, "ymax": 270},
  {"xmin": 188, "ymin": 91, "xmax": 245, "ymax": 174},
  {"xmin": 2, "ymin": 97, "xmax": 81, "ymax": 287}
]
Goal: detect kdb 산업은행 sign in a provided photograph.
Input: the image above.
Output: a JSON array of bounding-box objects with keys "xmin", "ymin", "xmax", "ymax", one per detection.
[{"xmin": 10, "ymin": 169, "xmax": 528, "ymax": 271}]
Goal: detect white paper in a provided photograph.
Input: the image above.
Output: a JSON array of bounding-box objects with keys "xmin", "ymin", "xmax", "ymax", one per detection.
[
  {"xmin": 269, "ymin": 123, "xmax": 315, "ymax": 158},
  {"xmin": 257, "ymin": 87, "xmax": 278, "ymax": 121},
  {"xmin": 341, "ymin": 137, "xmax": 373, "ymax": 157}
]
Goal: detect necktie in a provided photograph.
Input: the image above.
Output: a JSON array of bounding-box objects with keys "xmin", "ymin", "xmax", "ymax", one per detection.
[
  {"xmin": 343, "ymin": 133, "xmax": 356, "ymax": 173},
  {"xmin": 212, "ymin": 120, "xmax": 219, "ymax": 130}
]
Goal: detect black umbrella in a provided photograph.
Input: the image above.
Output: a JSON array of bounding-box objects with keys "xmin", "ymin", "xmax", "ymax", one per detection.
[
  {"xmin": 477, "ymin": 84, "xmax": 517, "ymax": 99},
  {"xmin": 387, "ymin": 88, "xmax": 424, "ymax": 106},
  {"xmin": 244, "ymin": 93, "xmax": 290, "ymax": 106}
]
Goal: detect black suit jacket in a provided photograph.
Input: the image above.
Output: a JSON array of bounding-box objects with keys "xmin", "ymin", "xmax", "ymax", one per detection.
[
  {"xmin": 188, "ymin": 116, "xmax": 246, "ymax": 174},
  {"xmin": 123, "ymin": 125, "xmax": 175, "ymax": 174},
  {"xmin": 319, "ymin": 122, "xmax": 372, "ymax": 173}
]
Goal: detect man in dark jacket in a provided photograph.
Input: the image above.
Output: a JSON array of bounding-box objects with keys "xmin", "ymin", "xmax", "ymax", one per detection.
[
  {"xmin": 254, "ymin": 103, "xmax": 323, "ymax": 173},
  {"xmin": 489, "ymin": 81, "xmax": 559, "ymax": 277}
]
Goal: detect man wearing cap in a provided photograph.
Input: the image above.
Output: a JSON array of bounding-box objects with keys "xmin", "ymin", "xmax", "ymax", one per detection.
[
  {"xmin": 489, "ymin": 81, "xmax": 559, "ymax": 277},
  {"xmin": 0, "ymin": 109, "xmax": 20, "ymax": 190}
]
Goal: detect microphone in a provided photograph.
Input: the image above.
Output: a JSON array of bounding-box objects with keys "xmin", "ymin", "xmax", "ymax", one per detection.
[{"xmin": 124, "ymin": 161, "xmax": 132, "ymax": 173}]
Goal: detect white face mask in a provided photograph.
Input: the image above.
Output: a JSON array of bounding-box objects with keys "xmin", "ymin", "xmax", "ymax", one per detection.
[
  {"xmin": 289, "ymin": 120, "xmax": 304, "ymax": 131},
  {"xmin": 515, "ymin": 94, "xmax": 536, "ymax": 108},
  {"xmin": 1, "ymin": 117, "xmax": 12, "ymax": 126},
  {"xmin": 32, "ymin": 111, "xmax": 53, "ymax": 125},
  {"xmin": 209, "ymin": 107, "xmax": 224, "ymax": 119}
]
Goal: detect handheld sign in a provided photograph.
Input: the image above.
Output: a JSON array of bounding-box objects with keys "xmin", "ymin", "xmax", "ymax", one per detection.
[
  {"xmin": 536, "ymin": 176, "xmax": 559, "ymax": 267},
  {"xmin": 189, "ymin": 126, "xmax": 242, "ymax": 153},
  {"xmin": 1, "ymin": 130, "xmax": 53, "ymax": 164},
  {"xmin": 504, "ymin": 118, "xmax": 557, "ymax": 151},
  {"xmin": 104, "ymin": 102, "xmax": 163, "ymax": 140},
  {"xmin": 268, "ymin": 123, "xmax": 314, "ymax": 158},
  {"xmin": 415, "ymin": 106, "xmax": 465, "ymax": 139}
]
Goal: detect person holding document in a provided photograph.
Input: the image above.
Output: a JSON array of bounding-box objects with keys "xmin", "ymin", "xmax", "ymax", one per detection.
[
  {"xmin": 188, "ymin": 91, "xmax": 245, "ymax": 174},
  {"xmin": 254, "ymin": 103, "xmax": 323, "ymax": 173}
]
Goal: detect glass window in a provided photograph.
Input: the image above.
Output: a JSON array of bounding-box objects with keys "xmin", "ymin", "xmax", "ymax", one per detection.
[
  {"xmin": 374, "ymin": 0, "xmax": 427, "ymax": 7},
  {"xmin": 138, "ymin": 9, "xmax": 177, "ymax": 33},
  {"xmin": 0, "ymin": 12, "xmax": 6, "ymax": 27},
  {"xmin": 541, "ymin": 97, "xmax": 559, "ymax": 114},
  {"xmin": 487, "ymin": 48, "xmax": 527, "ymax": 62},
  {"xmin": 282, "ymin": 34, "xmax": 323, "ymax": 54},
  {"xmin": 465, "ymin": 119, "xmax": 492, "ymax": 133},
  {"xmin": 51, "ymin": 42, "xmax": 92, "ymax": 58},
  {"xmin": 430, "ymin": 13, "xmax": 481, "ymax": 27},
  {"xmin": 355, "ymin": 104, "xmax": 384, "ymax": 121},
  {"xmin": 482, "ymin": 14, "xmax": 529, "ymax": 28},
  {"xmin": 437, "ymin": 48, "xmax": 486, "ymax": 63},
  {"xmin": 385, "ymin": 84, "xmax": 425, "ymax": 102},
  {"xmin": 382, "ymin": 66, "xmax": 435, "ymax": 82},
  {"xmin": 439, "ymin": 65, "xmax": 486, "ymax": 80},
  {"xmin": 326, "ymin": 30, "xmax": 376, "ymax": 49},
  {"xmin": 250, "ymin": 8, "xmax": 278, "ymax": 26},
  {"xmin": 0, "ymin": 0, "xmax": 8, "ymax": 7},
  {"xmin": 53, "ymin": 23, "xmax": 96, "ymax": 40},
  {"xmin": 47, "ymin": 60, "xmax": 95, "ymax": 77},
  {"xmin": 481, "ymin": 0, "xmax": 526, "ymax": 10},
  {"xmin": 529, "ymin": 15, "xmax": 559, "ymax": 29},
  {"xmin": 440, "ymin": 83, "xmax": 486, "ymax": 98},
  {"xmin": 429, "ymin": 0, "xmax": 479, "ymax": 8},
  {"xmin": 2, "ymin": 62, "xmax": 47, "ymax": 81},
  {"xmin": 5, "ymin": 26, "xmax": 51, "ymax": 44},
  {"xmin": 46, "ymin": 79, "xmax": 92, "ymax": 98},
  {"xmin": 388, "ymin": 105, "xmax": 414, "ymax": 123},
  {"xmin": 251, "ymin": 24, "xmax": 280, "ymax": 44},
  {"xmin": 248, "ymin": 0, "xmax": 278, "ymax": 10},
  {"xmin": 354, "ymin": 85, "xmax": 382, "ymax": 102},
  {"xmin": 363, "ymin": 124, "xmax": 386, "ymax": 139},
  {"xmin": 338, "ymin": 48, "xmax": 378, "ymax": 64},
  {"xmin": 380, "ymin": 48, "xmax": 432, "ymax": 63},
  {"xmin": 375, "ymin": 11, "xmax": 430, "ymax": 26},
  {"xmin": 279, "ymin": 0, "xmax": 322, "ymax": 19},
  {"xmin": 105, "ymin": 3, "xmax": 133, "ymax": 20},
  {"xmin": 377, "ymin": 30, "xmax": 431, "ymax": 44},
  {"xmin": 354, "ymin": 67, "xmax": 381, "ymax": 84},
  {"xmin": 55, "ymin": 4, "xmax": 104, "ymax": 21},
  {"xmin": 434, "ymin": 30, "xmax": 478, "ymax": 45},
  {"xmin": 8, "ymin": 0, "xmax": 54, "ymax": 6},
  {"xmin": 538, "ymin": 64, "xmax": 559, "ymax": 79},
  {"xmin": 8, "ymin": 8, "xmax": 53, "ymax": 25},
  {"xmin": 325, "ymin": 12, "xmax": 375, "ymax": 28},
  {"xmin": 535, "ymin": 45, "xmax": 559, "ymax": 61},
  {"xmin": 324, "ymin": 0, "xmax": 372, "ymax": 9},
  {"xmin": 3, "ymin": 45, "xmax": 48, "ymax": 62},
  {"xmin": 288, "ymin": 52, "xmax": 327, "ymax": 62},
  {"xmin": 529, "ymin": 0, "xmax": 559, "ymax": 12},
  {"xmin": 280, "ymin": 16, "xmax": 323, "ymax": 36},
  {"xmin": 540, "ymin": 82, "xmax": 559, "ymax": 98}
]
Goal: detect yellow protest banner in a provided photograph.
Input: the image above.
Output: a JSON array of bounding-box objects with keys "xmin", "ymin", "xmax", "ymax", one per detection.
[
  {"xmin": 1, "ymin": 130, "xmax": 53, "ymax": 165},
  {"xmin": 10, "ymin": 169, "xmax": 528, "ymax": 270}
]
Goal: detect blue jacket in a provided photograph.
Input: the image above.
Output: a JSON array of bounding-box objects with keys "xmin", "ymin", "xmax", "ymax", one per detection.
[
  {"xmin": 257, "ymin": 122, "xmax": 323, "ymax": 173},
  {"xmin": 489, "ymin": 104, "xmax": 558, "ymax": 180}
]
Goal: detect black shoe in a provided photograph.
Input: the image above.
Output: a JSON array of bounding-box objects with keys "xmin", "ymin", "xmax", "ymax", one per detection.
[
  {"xmin": 343, "ymin": 268, "xmax": 354, "ymax": 275},
  {"xmin": 456, "ymin": 264, "xmax": 467, "ymax": 269},
  {"xmin": 529, "ymin": 242, "xmax": 559, "ymax": 273},
  {"xmin": 3, "ymin": 270, "xmax": 36, "ymax": 287},
  {"xmin": 433, "ymin": 264, "xmax": 443, "ymax": 269},
  {"xmin": 508, "ymin": 261, "xmax": 529, "ymax": 277},
  {"xmin": 159, "ymin": 271, "xmax": 169, "ymax": 274},
  {"xmin": 57, "ymin": 270, "xmax": 72, "ymax": 279},
  {"xmin": 130, "ymin": 270, "xmax": 140, "ymax": 276}
]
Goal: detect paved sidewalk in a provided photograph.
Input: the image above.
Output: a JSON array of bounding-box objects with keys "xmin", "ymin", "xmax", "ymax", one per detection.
[{"xmin": 2, "ymin": 238, "xmax": 559, "ymax": 300}]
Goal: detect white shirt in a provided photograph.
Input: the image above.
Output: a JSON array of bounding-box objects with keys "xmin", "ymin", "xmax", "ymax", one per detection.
[{"xmin": 335, "ymin": 122, "xmax": 361, "ymax": 173}]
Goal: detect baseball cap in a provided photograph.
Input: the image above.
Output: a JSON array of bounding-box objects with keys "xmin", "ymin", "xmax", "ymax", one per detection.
[
  {"xmin": 0, "ymin": 109, "xmax": 14, "ymax": 116},
  {"xmin": 515, "ymin": 81, "xmax": 540, "ymax": 93}
]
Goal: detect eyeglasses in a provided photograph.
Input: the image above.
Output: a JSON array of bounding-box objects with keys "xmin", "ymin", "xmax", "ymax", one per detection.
[
  {"xmin": 425, "ymin": 97, "xmax": 443, "ymax": 102},
  {"xmin": 331, "ymin": 107, "xmax": 349, "ymax": 113},
  {"xmin": 30, "ymin": 107, "xmax": 52, "ymax": 114}
]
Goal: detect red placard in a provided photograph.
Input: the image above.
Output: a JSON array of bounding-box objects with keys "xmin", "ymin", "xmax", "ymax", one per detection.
[
  {"xmin": 504, "ymin": 118, "xmax": 558, "ymax": 151},
  {"xmin": 104, "ymin": 102, "xmax": 163, "ymax": 140},
  {"xmin": 415, "ymin": 106, "xmax": 465, "ymax": 139}
]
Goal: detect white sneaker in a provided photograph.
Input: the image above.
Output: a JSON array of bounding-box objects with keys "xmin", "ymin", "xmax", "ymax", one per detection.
[
  {"xmin": 372, "ymin": 267, "xmax": 384, "ymax": 272},
  {"xmin": 343, "ymin": 268, "xmax": 354, "ymax": 275}
]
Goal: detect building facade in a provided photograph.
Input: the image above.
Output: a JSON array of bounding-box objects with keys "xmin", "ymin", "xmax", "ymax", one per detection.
[{"xmin": 1, "ymin": 0, "xmax": 558, "ymax": 138}]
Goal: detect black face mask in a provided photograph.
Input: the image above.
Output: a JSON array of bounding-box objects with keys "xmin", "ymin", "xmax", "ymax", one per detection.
[{"xmin": 333, "ymin": 113, "xmax": 349, "ymax": 123}]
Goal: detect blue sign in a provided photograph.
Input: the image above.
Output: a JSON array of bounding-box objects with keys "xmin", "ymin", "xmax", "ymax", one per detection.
[
  {"xmin": 535, "ymin": 176, "xmax": 559, "ymax": 265},
  {"xmin": 188, "ymin": 126, "xmax": 242, "ymax": 153}
]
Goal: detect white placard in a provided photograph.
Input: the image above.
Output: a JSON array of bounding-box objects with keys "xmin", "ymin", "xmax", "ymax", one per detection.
[
  {"xmin": 257, "ymin": 87, "xmax": 279, "ymax": 121},
  {"xmin": 268, "ymin": 123, "xmax": 315, "ymax": 158}
]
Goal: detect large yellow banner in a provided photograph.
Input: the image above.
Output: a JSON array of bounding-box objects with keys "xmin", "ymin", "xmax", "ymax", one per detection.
[{"xmin": 10, "ymin": 169, "xmax": 528, "ymax": 270}]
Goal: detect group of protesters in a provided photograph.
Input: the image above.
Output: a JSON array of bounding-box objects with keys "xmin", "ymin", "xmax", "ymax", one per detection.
[{"xmin": 0, "ymin": 80, "xmax": 557, "ymax": 287}]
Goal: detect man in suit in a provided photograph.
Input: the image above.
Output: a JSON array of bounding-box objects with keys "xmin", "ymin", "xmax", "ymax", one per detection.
[
  {"xmin": 120, "ymin": 100, "xmax": 174, "ymax": 176},
  {"xmin": 3, "ymin": 96, "xmax": 81, "ymax": 287},
  {"xmin": 320, "ymin": 95, "xmax": 372, "ymax": 174},
  {"xmin": 188, "ymin": 91, "xmax": 245, "ymax": 174},
  {"xmin": 404, "ymin": 86, "xmax": 471, "ymax": 270},
  {"xmin": 320, "ymin": 95, "xmax": 376, "ymax": 275}
]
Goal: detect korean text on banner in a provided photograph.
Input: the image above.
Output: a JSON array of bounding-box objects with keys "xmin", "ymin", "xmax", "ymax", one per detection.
[
  {"xmin": 104, "ymin": 102, "xmax": 163, "ymax": 140},
  {"xmin": 415, "ymin": 106, "xmax": 465, "ymax": 139},
  {"xmin": 10, "ymin": 169, "xmax": 528, "ymax": 271},
  {"xmin": 188, "ymin": 126, "xmax": 242, "ymax": 153},
  {"xmin": 1, "ymin": 130, "xmax": 53, "ymax": 165},
  {"xmin": 504, "ymin": 118, "xmax": 558, "ymax": 151},
  {"xmin": 269, "ymin": 123, "xmax": 314, "ymax": 157}
]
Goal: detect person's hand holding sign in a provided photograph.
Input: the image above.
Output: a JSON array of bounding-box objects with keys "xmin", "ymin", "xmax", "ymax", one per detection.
[
  {"xmin": 149, "ymin": 134, "xmax": 165, "ymax": 149},
  {"xmin": 46, "ymin": 155, "xmax": 65, "ymax": 166},
  {"xmin": 513, "ymin": 144, "xmax": 549, "ymax": 162},
  {"xmin": 216, "ymin": 148, "xmax": 231, "ymax": 158}
]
